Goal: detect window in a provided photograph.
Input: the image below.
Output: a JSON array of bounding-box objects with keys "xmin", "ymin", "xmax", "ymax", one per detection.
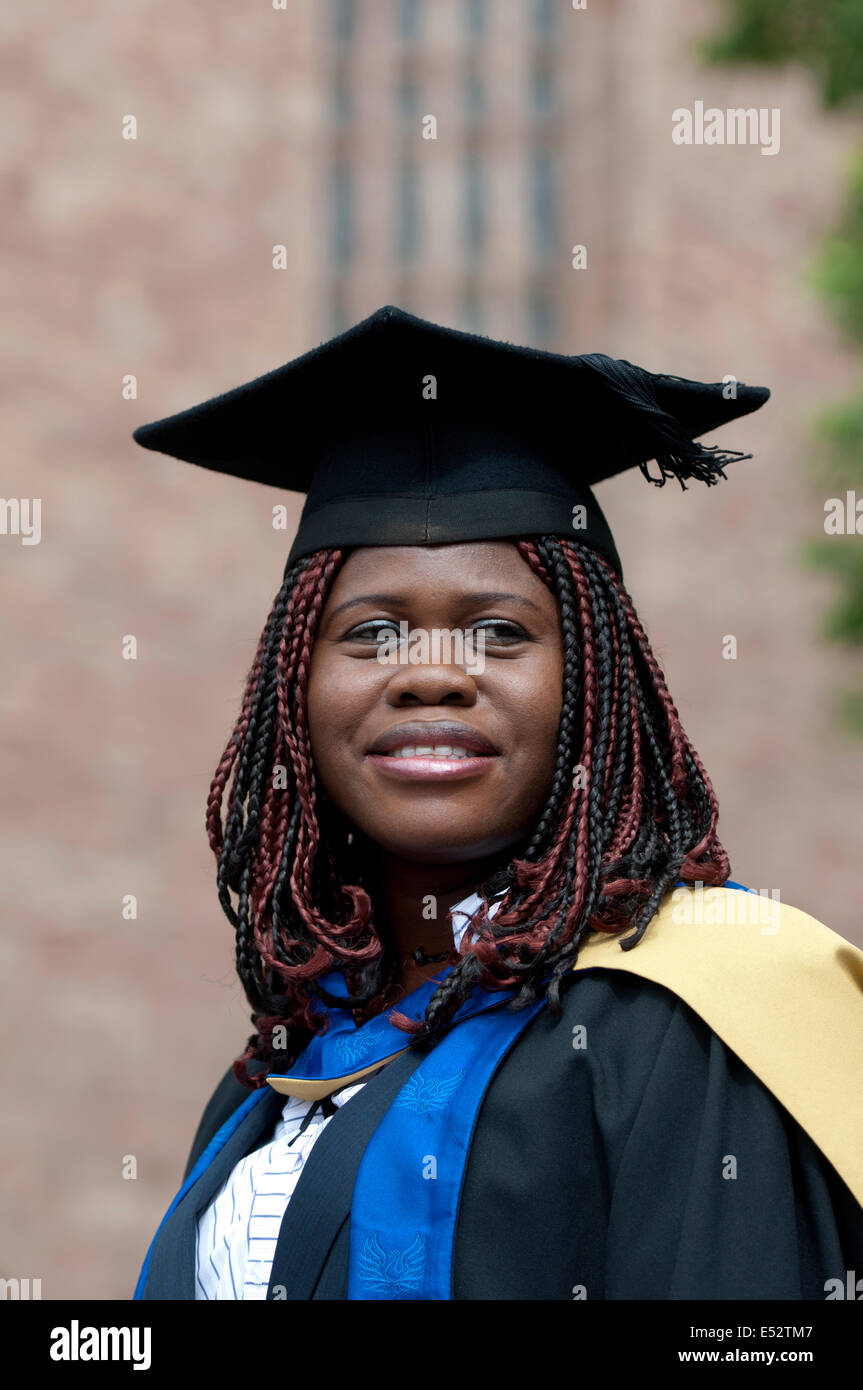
[
  {"xmin": 397, "ymin": 73, "xmax": 420, "ymax": 116},
  {"xmin": 397, "ymin": 158, "xmax": 420, "ymax": 262},
  {"xmin": 332, "ymin": 70, "xmax": 353, "ymax": 125},
  {"xmin": 466, "ymin": 0, "xmax": 485, "ymax": 36},
  {"xmin": 398, "ymin": 0, "xmax": 421, "ymax": 40},
  {"xmin": 465, "ymin": 68, "xmax": 484, "ymax": 117},
  {"xmin": 331, "ymin": 163, "xmax": 354, "ymax": 264},
  {"xmin": 333, "ymin": 0, "xmax": 355, "ymax": 42},
  {"xmin": 533, "ymin": 0, "xmax": 557, "ymax": 33},
  {"xmin": 460, "ymin": 284, "xmax": 482, "ymax": 331},
  {"xmin": 528, "ymin": 286, "xmax": 555, "ymax": 342},
  {"xmin": 465, "ymin": 149, "xmax": 484, "ymax": 256},
  {"xmin": 531, "ymin": 58, "xmax": 554, "ymax": 115},
  {"xmin": 330, "ymin": 286, "xmax": 350, "ymax": 334},
  {"xmin": 532, "ymin": 149, "xmax": 556, "ymax": 257}
]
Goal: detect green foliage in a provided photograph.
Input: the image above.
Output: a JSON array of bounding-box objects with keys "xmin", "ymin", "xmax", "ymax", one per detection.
[
  {"xmin": 706, "ymin": 0, "xmax": 863, "ymax": 733},
  {"xmin": 813, "ymin": 393, "xmax": 863, "ymax": 467},
  {"xmin": 811, "ymin": 151, "xmax": 863, "ymax": 344},
  {"xmin": 806, "ymin": 399, "xmax": 863, "ymax": 649},
  {"xmin": 839, "ymin": 685, "xmax": 863, "ymax": 736},
  {"xmin": 806, "ymin": 534, "xmax": 863, "ymax": 642},
  {"xmin": 700, "ymin": 0, "xmax": 863, "ymax": 108}
]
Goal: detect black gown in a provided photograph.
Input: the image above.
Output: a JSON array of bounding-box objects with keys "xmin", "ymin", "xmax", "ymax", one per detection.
[{"xmin": 138, "ymin": 966, "xmax": 863, "ymax": 1300}]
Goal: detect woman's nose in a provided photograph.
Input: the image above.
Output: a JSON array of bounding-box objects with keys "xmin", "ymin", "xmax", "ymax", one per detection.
[{"xmin": 384, "ymin": 662, "xmax": 478, "ymax": 707}]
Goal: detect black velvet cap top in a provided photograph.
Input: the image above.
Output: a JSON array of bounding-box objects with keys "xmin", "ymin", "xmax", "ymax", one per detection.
[{"xmin": 131, "ymin": 304, "xmax": 770, "ymax": 578}]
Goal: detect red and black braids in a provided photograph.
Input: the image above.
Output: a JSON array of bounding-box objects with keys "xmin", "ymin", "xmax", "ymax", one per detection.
[{"xmin": 208, "ymin": 537, "xmax": 728, "ymax": 1088}]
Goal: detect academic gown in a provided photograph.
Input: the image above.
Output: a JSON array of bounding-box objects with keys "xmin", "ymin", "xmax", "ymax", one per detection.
[{"xmin": 136, "ymin": 887, "xmax": 863, "ymax": 1301}]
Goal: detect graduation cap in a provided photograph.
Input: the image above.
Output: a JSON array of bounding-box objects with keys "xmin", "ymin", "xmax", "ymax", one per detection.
[{"xmin": 132, "ymin": 304, "xmax": 770, "ymax": 579}]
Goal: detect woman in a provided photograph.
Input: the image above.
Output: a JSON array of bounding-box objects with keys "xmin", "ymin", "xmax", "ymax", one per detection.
[{"xmin": 132, "ymin": 306, "xmax": 863, "ymax": 1300}]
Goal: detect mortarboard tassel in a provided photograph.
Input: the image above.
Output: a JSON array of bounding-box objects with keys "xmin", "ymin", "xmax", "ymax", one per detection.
[{"xmin": 579, "ymin": 354, "xmax": 754, "ymax": 490}]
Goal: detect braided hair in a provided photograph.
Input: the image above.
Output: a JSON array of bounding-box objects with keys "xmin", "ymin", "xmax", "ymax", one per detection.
[{"xmin": 208, "ymin": 537, "xmax": 728, "ymax": 1089}]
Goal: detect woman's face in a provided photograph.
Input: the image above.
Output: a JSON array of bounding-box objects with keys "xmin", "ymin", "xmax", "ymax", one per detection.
[{"xmin": 306, "ymin": 541, "xmax": 564, "ymax": 867}]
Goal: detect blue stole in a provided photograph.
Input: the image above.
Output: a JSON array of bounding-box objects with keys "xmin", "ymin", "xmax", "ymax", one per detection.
[
  {"xmin": 135, "ymin": 882, "xmax": 752, "ymax": 1300},
  {"xmin": 268, "ymin": 966, "xmax": 548, "ymax": 1300},
  {"xmin": 133, "ymin": 963, "xmax": 546, "ymax": 1300}
]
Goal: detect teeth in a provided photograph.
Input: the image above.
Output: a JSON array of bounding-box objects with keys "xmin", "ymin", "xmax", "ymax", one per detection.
[{"xmin": 387, "ymin": 745, "xmax": 474, "ymax": 759}]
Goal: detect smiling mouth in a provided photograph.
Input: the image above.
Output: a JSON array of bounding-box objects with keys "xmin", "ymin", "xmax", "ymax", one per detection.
[
  {"xmin": 366, "ymin": 749, "xmax": 497, "ymax": 780},
  {"xmin": 365, "ymin": 723, "xmax": 499, "ymax": 780},
  {"xmin": 382, "ymin": 744, "xmax": 484, "ymax": 760}
]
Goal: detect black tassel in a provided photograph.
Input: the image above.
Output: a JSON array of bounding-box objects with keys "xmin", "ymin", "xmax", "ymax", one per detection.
[{"xmin": 579, "ymin": 353, "xmax": 753, "ymax": 490}]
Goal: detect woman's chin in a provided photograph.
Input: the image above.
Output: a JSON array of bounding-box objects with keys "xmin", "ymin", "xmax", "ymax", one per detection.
[{"xmin": 362, "ymin": 823, "xmax": 518, "ymax": 867}]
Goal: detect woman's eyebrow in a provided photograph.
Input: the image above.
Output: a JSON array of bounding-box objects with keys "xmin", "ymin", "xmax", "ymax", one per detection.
[{"xmin": 327, "ymin": 591, "xmax": 543, "ymax": 621}]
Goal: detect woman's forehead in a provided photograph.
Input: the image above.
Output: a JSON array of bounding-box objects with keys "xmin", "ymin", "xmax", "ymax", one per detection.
[{"xmin": 333, "ymin": 540, "xmax": 533, "ymax": 587}]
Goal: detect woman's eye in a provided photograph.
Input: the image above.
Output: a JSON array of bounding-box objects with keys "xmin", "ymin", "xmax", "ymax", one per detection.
[
  {"xmin": 344, "ymin": 620, "xmax": 402, "ymax": 643},
  {"xmin": 342, "ymin": 618, "xmax": 529, "ymax": 646},
  {"xmin": 471, "ymin": 620, "xmax": 529, "ymax": 644}
]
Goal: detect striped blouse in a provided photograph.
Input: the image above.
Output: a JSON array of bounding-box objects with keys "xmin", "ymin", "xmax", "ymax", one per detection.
[
  {"xmin": 194, "ymin": 894, "xmax": 481, "ymax": 1300},
  {"xmin": 195, "ymin": 1078, "xmax": 367, "ymax": 1299}
]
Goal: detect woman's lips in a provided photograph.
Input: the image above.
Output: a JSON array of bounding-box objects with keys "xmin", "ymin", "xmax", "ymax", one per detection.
[
  {"xmin": 366, "ymin": 744, "xmax": 498, "ymax": 781},
  {"xmin": 365, "ymin": 722, "xmax": 500, "ymax": 780}
]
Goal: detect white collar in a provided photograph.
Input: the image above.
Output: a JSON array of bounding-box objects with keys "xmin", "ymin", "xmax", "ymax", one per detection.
[{"xmin": 449, "ymin": 891, "xmax": 500, "ymax": 950}]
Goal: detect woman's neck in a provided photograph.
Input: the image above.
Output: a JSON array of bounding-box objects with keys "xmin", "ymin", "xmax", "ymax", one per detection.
[{"xmin": 376, "ymin": 851, "xmax": 509, "ymax": 999}]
